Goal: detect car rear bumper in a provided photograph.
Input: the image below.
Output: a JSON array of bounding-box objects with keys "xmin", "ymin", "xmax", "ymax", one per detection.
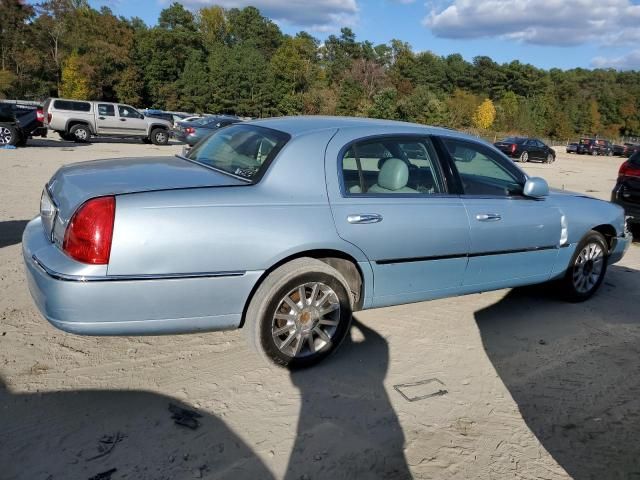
[{"xmin": 23, "ymin": 217, "xmax": 261, "ymax": 336}]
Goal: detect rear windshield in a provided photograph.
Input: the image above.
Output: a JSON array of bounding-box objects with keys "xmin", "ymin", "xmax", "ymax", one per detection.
[
  {"xmin": 53, "ymin": 100, "xmax": 91, "ymax": 112},
  {"xmin": 186, "ymin": 124, "xmax": 290, "ymax": 182},
  {"xmin": 501, "ymin": 137, "xmax": 523, "ymax": 143}
]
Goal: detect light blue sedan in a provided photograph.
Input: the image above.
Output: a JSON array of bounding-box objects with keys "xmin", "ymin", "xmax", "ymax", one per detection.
[{"xmin": 23, "ymin": 117, "xmax": 631, "ymax": 367}]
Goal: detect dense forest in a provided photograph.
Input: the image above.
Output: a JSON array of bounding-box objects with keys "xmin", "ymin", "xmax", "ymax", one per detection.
[{"xmin": 2, "ymin": 0, "xmax": 640, "ymax": 139}]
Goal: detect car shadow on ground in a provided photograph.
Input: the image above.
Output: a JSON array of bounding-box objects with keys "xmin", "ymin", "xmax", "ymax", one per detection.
[
  {"xmin": 25, "ymin": 138, "xmax": 182, "ymax": 148},
  {"xmin": 285, "ymin": 318, "xmax": 411, "ymax": 479},
  {"xmin": 0, "ymin": 220, "xmax": 29, "ymax": 248},
  {"xmin": 0, "ymin": 319, "xmax": 410, "ymax": 479},
  {"xmin": 476, "ymin": 264, "xmax": 640, "ymax": 479},
  {"xmin": 0, "ymin": 377, "xmax": 275, "ymax": 480}
]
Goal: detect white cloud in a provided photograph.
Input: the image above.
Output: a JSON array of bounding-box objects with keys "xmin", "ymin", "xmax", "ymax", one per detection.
[
  {"xmin": 592, "ymin": 50, "xmax": 640, "ymax": 70},
  {"xmin": 424, "ymin": 0, "xmax": 640, "ymax": 47},
  {"xmin": 177, "ymin": 0, "xmax": 358, "ymax": 31}
]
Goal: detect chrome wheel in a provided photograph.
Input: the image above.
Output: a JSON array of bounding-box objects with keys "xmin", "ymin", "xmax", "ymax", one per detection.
[
  {"xmin": 572, "ymin": 242, "xmax": 604, "ymax": 294},
  {"xmin": 271, "ymin": 282, "xmax": 341, "ymax": 358},
  {"xmin": 155, "ymin": 131, "xmax": 167, "ymax": 143},
  {"xmin": 74, "ymin": 128, "xmax": 88, "ymax": 140},
  {"xmin": 547, "ymin": 154, "xmax": 554, "ymax": 163},
  {"xmin": 0, "ymin": 127, "xmax": 12, "ymax": 144},
  {"xmin": 520, "ymin": 151, "xmax": 528, "ymax": 162}
]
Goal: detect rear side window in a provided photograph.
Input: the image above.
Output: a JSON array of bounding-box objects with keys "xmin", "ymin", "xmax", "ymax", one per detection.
[
  {"xmin": 53, "ymin": 100, "xmax": 91, "ymax": 112},
  {"xmin": 186, "ymin": 124, "xmax": 290, "ymax": 182},
  {"xmin": 341, "ymin": 137, "xmax": 444, "ymax": 195},
  {"xmin": 98, "ymin": 104, "xmax": 115, "ymax": 116}
]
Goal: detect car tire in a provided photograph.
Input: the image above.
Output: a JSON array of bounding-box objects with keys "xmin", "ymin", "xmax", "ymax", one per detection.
[
  {"xmin": 0, "ymin": 125, "xmax": 18, "ymax": 146},
  {"xmin": 70, "ymin": 124, "xmax": 90, "ymax": 143},
  {"xmin": 520, "ymin": 151, "xmax": 529, "ymax": 163},
  {"xmin": 545, "ymin": 153, "xmax": 555, "ymax": 164},
  {"xmin": 59, "ymin": 132, "xmax": 75, "ymax": 141},
  {"xmin": 245, "ymin": 258, "xmax": 354, "ymax": 369},
  {"xmin": 150, "ymin": 128, "xmax": 169, "ymax": 145},
  {"xmin": 591, "ymin": 150, "xmax": 598, "ymax": 156},
  {"xmin": 560, "ymin": 230, "xmax": 608, "ymax": 302}
]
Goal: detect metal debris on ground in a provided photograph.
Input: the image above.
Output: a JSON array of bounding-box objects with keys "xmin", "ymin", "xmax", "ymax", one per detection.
[
  {"xmin": 394, "ymin": 378, "xmax": 448, "ymax": 402},
  {"xmin": 86, "ymin": 432, "xmax": 126, "ymax": 461},
  {"xmin": 169, "ymin": 403, "xmax": 202, "ymax": 430},
  {"xmin": 88, "ymin": 468, "xmax": 117, "ymax": 480}
]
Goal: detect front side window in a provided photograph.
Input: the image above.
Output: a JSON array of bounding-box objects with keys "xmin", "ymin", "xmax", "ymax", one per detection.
[
  {"xmin": 118, "ymin": 105, "xmax": 142, "ymax": 119},
  {"xmin": 98, "ymin": 104, "xmax": 115, "ymax": 116},
  {"xmin": 442, "ymin": 138, "xmax": 525, "ymax": 197},
  {"xmin": 186, "ymin": 124, "xmax": 289, "ymax": 182},
  {"xmin": 341, "ymin": 137, "xmax": 444, "ymax": 195}
]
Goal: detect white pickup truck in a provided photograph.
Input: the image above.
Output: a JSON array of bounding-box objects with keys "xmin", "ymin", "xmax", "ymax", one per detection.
[{"xmin": 43, "ymin": 98, "xmax": 172, "ymax": 145}]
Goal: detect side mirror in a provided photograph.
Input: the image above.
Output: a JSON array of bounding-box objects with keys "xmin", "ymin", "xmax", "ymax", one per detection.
[{"xmin": 523, "ymin": 177, "xmax": 549, "ymax": 198}]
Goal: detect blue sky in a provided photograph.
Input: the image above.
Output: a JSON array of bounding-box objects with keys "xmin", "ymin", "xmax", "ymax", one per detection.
[{"xmin": 80, "ymin": 0, "xmax": 640, "ymax": 71}]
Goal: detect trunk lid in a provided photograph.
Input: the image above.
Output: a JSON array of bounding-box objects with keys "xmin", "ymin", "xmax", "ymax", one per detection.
[{"xmin": 48, "ymin": 155, "xmax": 247, "ymax": 221}]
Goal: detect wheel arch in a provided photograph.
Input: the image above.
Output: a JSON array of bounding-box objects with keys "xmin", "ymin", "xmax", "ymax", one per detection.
[
  {"xmin": 239, "ymin": 248, "xmax": 368, "ymax": 328},
  {"xmin": 66, "ymin": 119, "xmax": 93, "ymax": 134},
  {"xmin": 591, "ymin": 224, "xmax": 617, "ymax": 250}
]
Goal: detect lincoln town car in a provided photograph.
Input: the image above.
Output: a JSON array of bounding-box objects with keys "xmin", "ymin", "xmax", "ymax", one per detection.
[{"xmin": 23, "ymin": 117, "xmax": 631, "ymax": 367}]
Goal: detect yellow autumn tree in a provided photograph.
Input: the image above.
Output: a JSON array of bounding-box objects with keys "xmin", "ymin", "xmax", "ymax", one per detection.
[
  {"xmin": 472, "ymin": 98, "xmax": 496, "ymax": 130},
  {"xmin": 59, "ymin": 52, "xmax": 90, "ymax": 100}
]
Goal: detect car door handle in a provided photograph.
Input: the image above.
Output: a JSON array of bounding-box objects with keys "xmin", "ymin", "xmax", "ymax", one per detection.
[
  {"xmin": 476, "ymin": 213, "xmax": 502, "ymax": 222},
  {"xmin": 99, "ymin": 116, "xmax": 106, "ymax": 120},
  {"xmin": 347, "ymin": 214, "xmax": 383, "ymax": 224},
  {"xmin": 120, "ymin": 118, "xmax": 126, "ymax": 122}
]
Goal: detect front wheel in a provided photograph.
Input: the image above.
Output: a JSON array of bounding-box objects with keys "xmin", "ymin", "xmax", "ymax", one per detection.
[
  {"xmin": 545, "ymin": 153, "xmax": 555, "ymax": 163},
  {"xmin": 245, "ymin": 258, "xmax": 353, "ymax": 369},
  {"xmin": 560, "ymin": 231, "xmax": 608, "ymax": 302},
  {"xmin": 519, "ymin": 151, "xmax": 529, "ymax": 163},
  {"xmin": 150, "ymin": 128, "xmax": 169, "ymax": 145}
]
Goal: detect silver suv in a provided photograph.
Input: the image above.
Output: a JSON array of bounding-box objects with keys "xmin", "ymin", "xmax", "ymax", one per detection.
[{"xmin": 43, "ymin": 98, "xmax": 172, "ymax": 145}]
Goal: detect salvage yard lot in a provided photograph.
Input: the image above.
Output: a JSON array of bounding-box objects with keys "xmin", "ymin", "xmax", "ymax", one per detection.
[{"xmin": 1, "ymin": 136, "xmax": 639, "ymax": 480}]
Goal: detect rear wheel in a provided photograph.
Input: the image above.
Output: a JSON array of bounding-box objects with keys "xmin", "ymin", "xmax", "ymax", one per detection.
[
  {"xmin": 519, "ymin": 151, "xmax": 529, "ymax": 163},
  {"xmin": 150, "ymin": 128, "xmax": 169, "ymax": 145},
  {"xmin": 245, "ymin": 258, "xmax": 353, "ymax": 369},
  {"xmin": 70, "ymin": 124, "xmax": 90, "ymax": 143},
  {"xmin": 560, "ymin": 231, "xmax": 608, "ymax": 302},
  {"xmin": 0, "ymin": 125, "xmax": 18, "ymax": 146}
]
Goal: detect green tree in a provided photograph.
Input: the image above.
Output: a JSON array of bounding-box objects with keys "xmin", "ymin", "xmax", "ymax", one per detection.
[{"xmin": 59, "ymin": 51, "xmax": 90, "ymax": 99}]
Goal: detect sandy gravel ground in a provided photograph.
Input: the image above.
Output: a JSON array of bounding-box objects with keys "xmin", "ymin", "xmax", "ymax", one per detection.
[{"xmin": 1, "ymin": 136, "xmax": 639, "ymax": 480}]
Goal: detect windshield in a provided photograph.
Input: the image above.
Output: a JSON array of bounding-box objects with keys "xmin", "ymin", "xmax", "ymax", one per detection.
[{"xmin": 186, "ymin": 124, "xmax": 290, "ymax": 181}]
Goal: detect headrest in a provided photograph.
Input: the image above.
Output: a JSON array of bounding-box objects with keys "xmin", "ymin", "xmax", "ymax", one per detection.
[{"xmin": 377, "ymin": 158, "xmax": 409, "ymax": 191}]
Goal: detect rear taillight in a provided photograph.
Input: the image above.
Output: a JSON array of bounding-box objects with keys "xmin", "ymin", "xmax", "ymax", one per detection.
[
  {"xmin": 63, "ymin": 196, "xmax": 115, "ymax": 264},
  {"xmin": 185, "ymin": 127, "xmax": 195, "ymax": 134},
  {"xmin": 510, "ymin": 144, "xmax": 516, "ymax": 153},
  {"xmin": 36, "ymin": 108, "xmax": 44, "ymax": 122},
  {"xmin": 619, "ymin": 161, "xmax": 640, "ymax": 178}
]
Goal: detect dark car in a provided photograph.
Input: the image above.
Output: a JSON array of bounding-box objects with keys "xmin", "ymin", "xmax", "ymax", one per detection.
[
  {"xmin": 494, "ymin": 137, "xmax": 556, "ymax": 163},
  {"xmin": 624, "ymin": 144, "xmax": 640, "ymax": 158},
  {"xmin": 176, "ymin": 115, "xmax": 241, "ymax": 147},
  {"xmin": 0, "ymin": 101, "xmax": 47, "ymax": 147},
  {"xmin": 566, "ymin": 142, "xmax": 578, "ymax": 153},
  {"xmin": 576, "ymin": 138, "xmax": 611, "ymax": 156},
  {"xmin": 612, "ymin": 151, "xmax": 640, "ymax": 229}
]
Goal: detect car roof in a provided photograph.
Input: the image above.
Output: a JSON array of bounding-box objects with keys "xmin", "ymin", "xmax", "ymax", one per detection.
[{"xmin": 247, "ymin": 115, "xmax": 468, "ymax": 139}]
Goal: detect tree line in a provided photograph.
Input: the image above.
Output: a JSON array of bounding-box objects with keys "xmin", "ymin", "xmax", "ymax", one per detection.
[{"xmin": 2, "ymin": 0, "xmax": 640, "ymax": 139}]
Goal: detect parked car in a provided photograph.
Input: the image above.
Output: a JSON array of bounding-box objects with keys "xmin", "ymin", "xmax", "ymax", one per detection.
[
  {"xmin": 22, "ymin": 117, "xmax": 630, "ymax": 368},
  {"xmin": 576, "ymin": 138, "xmax": 610, "ymax": 156},
  {"xmin": 595, "ymin": 139, "xmax": 614, "ymax": 156},
  {"xmin": 43, "ymin": 98, "xmax": 172, "ymax": 144},
  {"xmin": 566, "ymin": 142, "xmax": 578, "ymax": 154},
  {"xmin": 0, "ymin": 101, "xmax": 47, "ymax": 147},
  {"xmin": 143, "ymin": 109, "xmax": 191, "ymax": 129},
  {"xmin": 612, "ymin": 151, "xmax": 640, "ymax": 227},
  {"xmin": 624, "ymin": 144, "xmax": 640, "ymax": 158},
  {"xmin": 494, "ymin": 137, "xmax": 556, "ymax": 163},
  {"xmin": 616, "ymin": 143, "xmax": 637, "ymax": 156},
  {"xmin": 174, "ymin": 115, "xmax": 241, "ymax": 147}
]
